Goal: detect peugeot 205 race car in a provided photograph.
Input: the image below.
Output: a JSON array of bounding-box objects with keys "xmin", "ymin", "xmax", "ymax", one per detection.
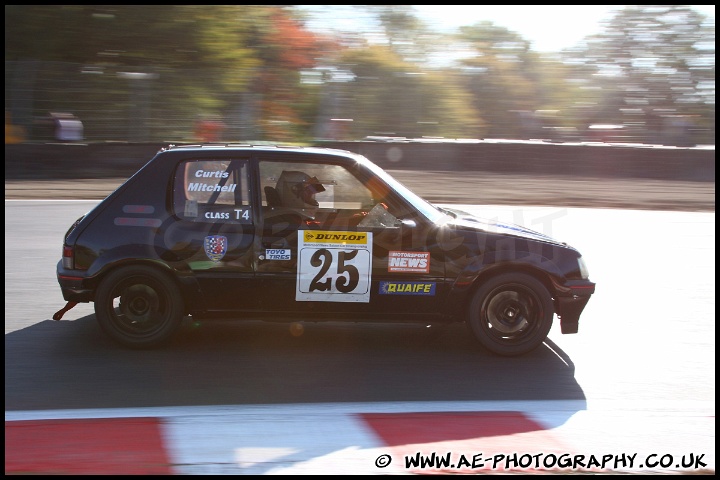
[{"xmin": 55, "ymin": 144, "xmax": 595, "ymax": 356}]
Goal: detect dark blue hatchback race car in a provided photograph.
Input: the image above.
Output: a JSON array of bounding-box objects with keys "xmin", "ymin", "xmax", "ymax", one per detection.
[{"xmin": 55, "ymin": 144, "xmax": 595, "ymax": 356}]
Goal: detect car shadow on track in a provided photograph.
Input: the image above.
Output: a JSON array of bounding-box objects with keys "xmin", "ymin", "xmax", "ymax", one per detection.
[{"xmin": 5, "ymin": 315, "xmax": 587, "ymax": 421}]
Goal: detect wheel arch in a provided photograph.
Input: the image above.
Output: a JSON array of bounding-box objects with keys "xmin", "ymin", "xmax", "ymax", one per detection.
[
  {"xmin": 449, "ymin": 261, "xmax": 560, "ymax": 320},
  {"xmin": 88, "ymin": 258, "xmax": 202, "ymax": 315},
  {"xmin": 93, "ymin": 262, "xmax": 187, "ymax": 349},
  {"xmin": 463, "ymin": 266, "xmax": 557, "ymax": 356}
]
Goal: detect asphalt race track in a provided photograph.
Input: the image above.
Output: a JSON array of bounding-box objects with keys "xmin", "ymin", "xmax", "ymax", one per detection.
[{"xmin": 4, "ymin": 173, "xmax": 715, "ymax": 474}]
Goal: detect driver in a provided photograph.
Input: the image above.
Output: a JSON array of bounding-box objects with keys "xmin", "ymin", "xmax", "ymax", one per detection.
[
  {"xmin": 292, "ymin": 175, "xmax": 325, "ymax": 206},
  {"xmin": 276, "ymin": 171, "xmax": 325, "ymax": 208}
]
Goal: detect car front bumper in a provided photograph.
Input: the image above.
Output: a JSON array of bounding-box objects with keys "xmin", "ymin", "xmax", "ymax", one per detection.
[{"xmin": 555, "ymin": 280, "xmax": 596, "ymax": 334}]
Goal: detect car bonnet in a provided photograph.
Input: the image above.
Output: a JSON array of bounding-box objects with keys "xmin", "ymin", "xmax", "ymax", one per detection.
[{"xmin": 443, "ymin": 207, "xmax": 569, "ymax": 246}]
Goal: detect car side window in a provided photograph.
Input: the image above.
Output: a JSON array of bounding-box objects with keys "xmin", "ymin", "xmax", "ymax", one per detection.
[
  {"xmin": 258, "ymin": 160, "xmax": 397, "ymax": 229},
  {"xmin": 172, "ymin": 158, "xmax": 252, "ymax": 224}
]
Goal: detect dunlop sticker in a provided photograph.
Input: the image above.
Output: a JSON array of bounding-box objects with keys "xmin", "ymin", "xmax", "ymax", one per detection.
[{"xmin": 302, "ymin": 230, "xmax": 368, "ymax": 246}]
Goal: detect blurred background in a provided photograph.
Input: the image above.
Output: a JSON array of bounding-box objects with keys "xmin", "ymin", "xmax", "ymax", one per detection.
[{"xmin": 4, "ymin": 5, "xmax": 715, "ymax": 147}]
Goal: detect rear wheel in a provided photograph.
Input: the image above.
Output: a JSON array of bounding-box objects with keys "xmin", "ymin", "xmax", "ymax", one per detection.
[
  {"xmin": 467, "ymin": 273, "xmax": 554, "ymax": 356},
  {"xmin": 95, "ymin": 265, "xmax": 183, "ymax": 348}
]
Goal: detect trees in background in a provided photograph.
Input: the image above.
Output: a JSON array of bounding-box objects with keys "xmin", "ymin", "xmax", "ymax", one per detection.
[
  {"xmin": 4, "ymin": 5, "xmax": 714, "ymax": 145},
  {"xmin": 558, "ymin": 5, "xmax": 715, "ymax": 145}
]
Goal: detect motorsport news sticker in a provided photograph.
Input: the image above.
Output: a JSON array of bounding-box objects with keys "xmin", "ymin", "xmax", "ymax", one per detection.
[
  {"xmin": 204, "ymin": 235, "xmax": 228, "ymax": 262},
  {"xmin": 266, "ymin": 248, "xmax": 291, "ymax": 260},
  {"xmin": 379, "ymin": 281, "xmax": 436, "ymax": 295},
  {"xmin": 388, "ymin": 250, "xmax": 430, "ymax": 273},
  {"xmin": 296, "ymin": 230, "xmax": 373, "ymax": 303}
]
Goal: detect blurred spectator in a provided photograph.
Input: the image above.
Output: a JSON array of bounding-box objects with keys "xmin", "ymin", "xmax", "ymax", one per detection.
[
  {"xmin": 517, "ymin": 110, "xmax": 543, "ymax": 139},
  {"xmin": 665, "ymin": 115, "xmax": 695, "ymax": 147},
  {"xmin": 195, "ymin": 115, "xmax": 226, "ymax": 143},
  {"xmin": 50, "ymin": 112, "xmax": 84, "ymax": 142},
  {"xmin": 5, "ymin": 110, "xmax": 26, "ymax": 144},
  {"xmin": 644, "ymin": 109, "xmax": 664, "ymax": 145}
]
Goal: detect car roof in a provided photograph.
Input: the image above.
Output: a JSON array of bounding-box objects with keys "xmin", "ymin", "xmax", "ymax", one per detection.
[{"xmin": 160, "ymin": 143, "xmax": 370, "ymax": 164}]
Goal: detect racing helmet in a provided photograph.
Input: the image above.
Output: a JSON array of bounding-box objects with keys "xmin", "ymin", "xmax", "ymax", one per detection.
[{"xmin": 276, "ymin": 171, "xmax": 325, "ymax": 207}]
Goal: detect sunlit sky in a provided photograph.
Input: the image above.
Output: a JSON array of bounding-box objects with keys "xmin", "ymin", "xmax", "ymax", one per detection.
[
  {"xmin": 300, "ymin": 5, "xmax": 716, "ymax": 53},
  {"xmin": 415, "ymin": 5, "xmax": 625, "ymax": 52}
]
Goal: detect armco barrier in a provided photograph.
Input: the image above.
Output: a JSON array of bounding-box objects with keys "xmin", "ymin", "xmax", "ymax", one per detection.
[
  {"xmin": 322, "ymin": 141, "xmax": 715, "ymax": 182},
  {"xmin": 5, "ymin": 143, "xmax": 163, "ymax": 180},
  {"xmin": 5, "ymin": 141, "xmax": 715, "ymax": 182}
]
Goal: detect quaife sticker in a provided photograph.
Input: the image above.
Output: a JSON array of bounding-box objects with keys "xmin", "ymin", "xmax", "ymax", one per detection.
[
  {"xmin": 387, "ymin": 251, "xmax": 430, "ymax": 273},
  {"xmin": 204, "ymin": 235, "xmax": 228, "ymax": 262},
  {"xmin": 266, "ymin": 248, "xmax": 291, "ymax": 260},
  {"xmin": 379, "ymin": 281, "xmax": 436, "ymax": 295},
  {"xmin": 296, "ymin": 230, "xmax": 372, "ymax": 303}
]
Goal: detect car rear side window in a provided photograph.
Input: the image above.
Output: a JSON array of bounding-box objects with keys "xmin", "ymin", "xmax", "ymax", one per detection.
[{"xmin": 173, "ymin": 159, "xmax": 252, "ymax": 224}]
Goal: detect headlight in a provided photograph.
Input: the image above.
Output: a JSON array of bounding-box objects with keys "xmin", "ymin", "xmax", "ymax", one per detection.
[{"xmin": 577, "ymin": 256, "xmax": 590, "ymax": 279}]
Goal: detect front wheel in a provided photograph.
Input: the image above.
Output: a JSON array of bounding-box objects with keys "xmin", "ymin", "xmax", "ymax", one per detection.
[
  {"xmin": 467, "ymin": 273, "xmax": 554, "ymax": 356},
  {"xmin": 94, "ymin": 265, "xmax": 184, "ymax": 348}
]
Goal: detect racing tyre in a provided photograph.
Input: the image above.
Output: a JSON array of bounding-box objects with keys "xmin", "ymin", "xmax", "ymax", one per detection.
[
  {"xmin": 467, "ymin": 273, "xmax": 554, "ymax": 356},
  {"xmin": 95, "ymin": 265, "xmax": 184, "ymax": 349}
]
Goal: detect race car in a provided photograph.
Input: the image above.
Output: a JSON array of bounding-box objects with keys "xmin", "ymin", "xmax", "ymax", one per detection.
[{"xmin": 55, "ymin": 144, "xmax": 595, "ymax": 356}]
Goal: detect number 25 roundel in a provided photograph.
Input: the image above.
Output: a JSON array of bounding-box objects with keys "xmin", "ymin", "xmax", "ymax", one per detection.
[{"xmin": 296, "ymin": 230, "xmax": 373, "ymax": 303}]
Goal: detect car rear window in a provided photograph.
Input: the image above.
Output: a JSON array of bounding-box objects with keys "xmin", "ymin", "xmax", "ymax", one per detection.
[{"xmin": 172, "ymin": 158, "xmax": 252, "ymax": 223}]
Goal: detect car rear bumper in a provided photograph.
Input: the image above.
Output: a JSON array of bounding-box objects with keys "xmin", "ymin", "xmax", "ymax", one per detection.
[{"xmin": 57, "ymin": 262, "xmax": 94, "ymax": 302}]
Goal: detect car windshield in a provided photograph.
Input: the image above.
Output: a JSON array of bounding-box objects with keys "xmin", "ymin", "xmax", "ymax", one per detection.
[{"xmin": 361, "ymin": 159, "xmax": 452, "ymax": 224}]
